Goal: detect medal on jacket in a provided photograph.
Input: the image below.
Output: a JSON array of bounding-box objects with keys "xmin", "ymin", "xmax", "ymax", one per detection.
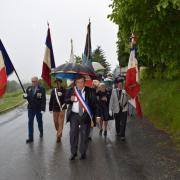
[
  {"xmin": 37, "ymin": 93, "xmax": 42, "ymax": 98},
  {"xmin": 57, "ymin": 92, "xmax": 62, "ymax": 96}
]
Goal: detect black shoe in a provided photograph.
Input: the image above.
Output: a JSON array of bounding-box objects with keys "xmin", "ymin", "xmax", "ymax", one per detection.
[
  {"xmin": 26, "ymin": 139, "xmax": 33, "ymax": 143},
  {"xmin": 121, "ymin": 137, "xmax": 125, "ymax": 141},
  {"xmin": 70, "ymin": 153, "xmax": 77, "ymax": 161},
  {"xmin": 99, "ymin": 129, "xmax": 103, "ymax": 135},
  {"xmin": 103, "ymin": 130, "xmax": 107, "ymax": 136},
  {"xmin": 79, "ymin": 153, "xmax": 87, "ymax": 160},
  {"xmin": 39, "ymin": 133, "xmax": 43, "ymax": 138},
  {"xmin": 88, "ymin": 137, "xmax": 92, "ymax": 141}
]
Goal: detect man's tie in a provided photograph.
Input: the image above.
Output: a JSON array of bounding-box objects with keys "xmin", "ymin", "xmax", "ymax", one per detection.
[
  {"xmin": 78, "ymin": 90, "xmax": 83, "ymax": 116},
  {"xmin": 119, "ymin": 90, "xmax": 122, "ymax": 99}
]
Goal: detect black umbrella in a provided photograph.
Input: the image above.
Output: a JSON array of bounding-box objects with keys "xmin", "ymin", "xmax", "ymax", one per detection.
[{"xmin": 51, "ymin": 63, "xmax": 97, "ymax": 80}]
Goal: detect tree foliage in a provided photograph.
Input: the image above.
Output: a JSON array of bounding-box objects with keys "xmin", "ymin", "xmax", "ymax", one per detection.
[
  {"xmin": 92, "ymin": 46, "xmax": 111, "ymax": 77},
  {"xmin": 75, "ymin": 55, "xmax": 82, "ymax": 64},
  {"xmin": 108, "ymin": 0, "xmax": 180, "ymax": 79},
  {"xmin": 7, "ymin": 80, "xmax": 21, "ymax": 92}
]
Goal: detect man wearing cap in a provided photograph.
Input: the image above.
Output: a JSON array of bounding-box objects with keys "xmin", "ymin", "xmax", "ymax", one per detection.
[
  {"xmin": 109, "ymin": 77, "xmax": 129, "ymax": 141},
  {"xmin": 65, "ymin": 75, "xmax": 99, "ymax": 160},
  {"xmin": 23, "ymin": 76, "xmax": 46, "ymax": 143},
  {"xmin": 49, "ymin": 79, "xmax": 67, "ymax": 142}
]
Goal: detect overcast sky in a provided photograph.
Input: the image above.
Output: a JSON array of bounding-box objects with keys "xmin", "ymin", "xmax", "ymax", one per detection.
[{"xmin": 0, "ymin": 0, "xmax": 118, "ymax": 82}]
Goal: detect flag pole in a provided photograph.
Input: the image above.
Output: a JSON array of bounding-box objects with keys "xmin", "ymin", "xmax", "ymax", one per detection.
[{"xmin": 11, "ymin": 64, "xmax": 26, "ymax": 93}]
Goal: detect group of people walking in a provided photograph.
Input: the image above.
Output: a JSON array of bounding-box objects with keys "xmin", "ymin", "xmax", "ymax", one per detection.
[{"xmin": 23, "ymin": 75, "xmax": 129, "ymax": 160}]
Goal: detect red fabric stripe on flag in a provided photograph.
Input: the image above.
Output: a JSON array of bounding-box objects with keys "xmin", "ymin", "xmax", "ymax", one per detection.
[
  {"xmin": 0, "ymin": 67, "xmax": 7, "ymax": 97},
  {"xmin": 125, "ymin": 67, "xmax": 140, "ymax": 98},
  {"xmin": 42, "ymin": 62, "xmax": 51, "ymax": 87},
  {"xmin": 135, "ymin": 96, "xmax": 143, "ymax": 118}
]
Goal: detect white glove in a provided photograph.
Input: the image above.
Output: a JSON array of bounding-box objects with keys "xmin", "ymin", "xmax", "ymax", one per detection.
[
  {"xmin": 109, "ymin": 110, "xmax": 112, "ymax": 116},
  {"xmin": 23, "ymin": 93, "xmax": 27, "ymax": 98},
  {"xmin": 41, "ymin": 111, "xmax": 45, "ymax": 114}
]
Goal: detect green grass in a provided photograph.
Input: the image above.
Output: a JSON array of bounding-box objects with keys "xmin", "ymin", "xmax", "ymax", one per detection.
[
  {"xmin": 140, "ymin": 79, "xmax": 180, "ymax": 149},
  {"xmin": 0, "ymin": 91, "xmax": 25, "ymax": 112}
]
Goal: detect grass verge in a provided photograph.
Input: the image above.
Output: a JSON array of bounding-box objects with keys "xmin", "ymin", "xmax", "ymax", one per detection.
[
  {"xmin": 0, "ymin": 91, "xmax": 25, "ymax": 112},
  {"xmin": 140, "ymin": 79, "xmax": 180, "ymax": 149}
]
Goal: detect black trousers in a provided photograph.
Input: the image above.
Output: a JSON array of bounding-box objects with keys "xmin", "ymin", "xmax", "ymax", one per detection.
[
  {"xmin": 114, "ymin": 111, "xmax": 127, "ymax": 137},
  {"xmin": 69, "ymin": 113, "xmax": 90, "ymax": 155}
]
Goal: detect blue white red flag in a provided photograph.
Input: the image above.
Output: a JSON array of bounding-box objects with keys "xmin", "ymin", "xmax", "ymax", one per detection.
[
  {"xmin": 125, "ymin": 33, "xmax": 142, "ymax": 118},
  {"xmin": 0, "ymin": 39, "xmax": 14, "ymax": 97},
  {"xmin": 42, "ymin": 25, "xmax": 56, "ymax": 87}
]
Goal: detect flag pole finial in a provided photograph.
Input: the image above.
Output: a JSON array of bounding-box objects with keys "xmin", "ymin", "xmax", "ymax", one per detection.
[
  {"xmin": 47, "ymin": 21, "xmax": 50, "ymax": 28},
  {"xmin": 131, "ymin": 32, "xmax": 136, "ymax": 48}
]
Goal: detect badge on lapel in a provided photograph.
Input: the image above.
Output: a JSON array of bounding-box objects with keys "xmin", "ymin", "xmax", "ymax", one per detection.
[{"xmin": 37, "ymin": 92, "xmax": 42, "ymax": 98}]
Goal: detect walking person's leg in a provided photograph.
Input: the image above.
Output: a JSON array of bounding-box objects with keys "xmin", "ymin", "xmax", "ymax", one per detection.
[
  {"xmin": 99, "ymin": 117, "xmax": 103, "ymax": 135},
  {"xmin": 58, "ymin": 111, "xmax": 65, "ymax": 137},
  {"xmin": 79, "ymin": 123, "xmax": 90, "ymax": 159},
  {"xmin": 69, "ymin": 114, "xmax": 79, "ymax": 160},
  {"xmin": 27, "ymin": 109, "xmax": 35, "ymax": 142},
  {"xmin": 36, "ymin": 111, "xmax": 43, "ymax": 137},
  {"xmin": 114, "ymin": 112, "xmax": 121, "ymax": 135},
  {"xmin": 120, "ymin": 111, "xmax": 128, "ymax": 140},
  {"xmin": 53, "ymin": 112, "xmax": 59, "ymax": 133},
  {"xmin": 103, "ymin": 120, "xmax": 108, "ymax": 136}
]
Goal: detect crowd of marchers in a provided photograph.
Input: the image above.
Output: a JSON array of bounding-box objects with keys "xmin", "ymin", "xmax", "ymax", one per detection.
[{"xmin": 23, "ymin": 75, "xmax": 130, "ymax": 160}]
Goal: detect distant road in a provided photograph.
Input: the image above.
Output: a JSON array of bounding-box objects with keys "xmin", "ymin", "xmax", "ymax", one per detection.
[{"xmin": 0, "ymin": 103, "xmax": 180, "ymax": 180}]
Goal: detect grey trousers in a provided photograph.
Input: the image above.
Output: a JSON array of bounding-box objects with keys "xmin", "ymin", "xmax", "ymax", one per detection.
[{"xmin": 70, "ymin": 113, "xmax": 90, "ymax": 155}]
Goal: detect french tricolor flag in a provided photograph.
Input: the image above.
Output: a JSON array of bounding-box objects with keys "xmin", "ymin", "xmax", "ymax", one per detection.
[
  {"xmin": 125, "ymin": 33, "xmax": 142, "ymax": 118},
  {"xmin": 41, "ymin": 25, "xmax": 56, "ymax": 87},
  {"xmin": 0, "ymin": 39, "xmax": 14, "ymax": 97}
]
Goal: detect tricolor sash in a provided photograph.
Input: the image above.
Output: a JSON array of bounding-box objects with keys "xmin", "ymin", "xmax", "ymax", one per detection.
[{"xmin": 74, "ymin": 87, "xmax": 93, "ymax": 121}]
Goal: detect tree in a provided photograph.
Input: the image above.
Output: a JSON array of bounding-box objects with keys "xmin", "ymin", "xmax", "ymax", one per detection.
[
  {"xmin": 108, "ymin": 0, "xmax": 180, "ymax": 79},
  {"xmin": 75, "ymin": 55, "xmax": 82, "ymax": 64},
  {"xmin": 92, "ymin": 46, "xmax": 111, "ymax": 77},
  {"xmin": 7, "ymin": 80, "xmax": 21, "ymax": 92},
  {"xmin": 116, "ymin": 39, "xmax": 129, "ymax": 67}
]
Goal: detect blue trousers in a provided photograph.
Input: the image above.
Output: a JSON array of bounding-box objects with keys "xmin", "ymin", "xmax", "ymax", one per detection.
[{"xmin": 28, "ymin": 109, "xmax": 43, "ymax": 139}]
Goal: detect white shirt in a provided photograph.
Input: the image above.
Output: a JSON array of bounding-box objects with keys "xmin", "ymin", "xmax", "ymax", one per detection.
[{"xmin": 72, "ymin": 88, "xmax": 85, "ymax": 113}]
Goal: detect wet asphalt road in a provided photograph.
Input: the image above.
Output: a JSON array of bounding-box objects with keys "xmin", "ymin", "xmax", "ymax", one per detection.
[{"xmin": 0, "ymin": 103, "xmax": 180, "ymax": 180}]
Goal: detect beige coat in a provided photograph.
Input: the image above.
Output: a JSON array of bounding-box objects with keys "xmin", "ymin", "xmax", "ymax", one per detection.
[{"xmin": 109, "ymin": 89, "xmax": 129, "ymax": 113}]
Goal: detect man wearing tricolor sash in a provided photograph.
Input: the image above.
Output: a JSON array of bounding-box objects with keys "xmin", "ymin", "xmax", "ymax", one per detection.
[{"xmin": 65, "ymin": 75, "xmax": 99, "ymax": 160}]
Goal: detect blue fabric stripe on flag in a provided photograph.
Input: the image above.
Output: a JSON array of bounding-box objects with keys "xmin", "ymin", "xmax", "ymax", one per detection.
[
  {"xmin": 0, "ymin": 39, "xmax": 14, "ymax": 76},
  {"xmin": 45, "ymin": 28, "xmax": 56, "ymax": 68}
]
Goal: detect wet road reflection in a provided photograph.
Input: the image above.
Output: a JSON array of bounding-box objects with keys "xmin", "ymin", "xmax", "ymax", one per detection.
[{"xmin": 0, "ymin": 104, "xmax": 180, "ymax": 180}]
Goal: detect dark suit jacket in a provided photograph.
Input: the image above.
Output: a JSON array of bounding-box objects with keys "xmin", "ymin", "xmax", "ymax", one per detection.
[
  {"xmin": 24, "ymin": 85, "xmax": 46, "ymax": 112},
  {"xmin": 65, "ymin": 86, "xmax": 99, "ymax": 125}
]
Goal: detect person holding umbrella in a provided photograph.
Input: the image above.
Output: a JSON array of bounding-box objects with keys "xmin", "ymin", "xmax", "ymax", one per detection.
[
  {"xmin": 49, "ymin": 79, "xmax": 67, "ymax": 142},
  {"xmin": 65, "ymin": 74, "xmax": 99, "ymax": 160}
]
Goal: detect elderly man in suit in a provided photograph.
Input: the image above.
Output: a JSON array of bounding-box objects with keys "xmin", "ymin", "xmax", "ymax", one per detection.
[
  {"xmin": 65, "ymin": 75, "xmax": 99, "ymax": 160},
  {"xmin": 23, "ymin": 76, "xmax": 46, "ymax": 143},
  {"xmin": 109, "ymin": 78, "xmax": 129, "ymax": 141}
]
